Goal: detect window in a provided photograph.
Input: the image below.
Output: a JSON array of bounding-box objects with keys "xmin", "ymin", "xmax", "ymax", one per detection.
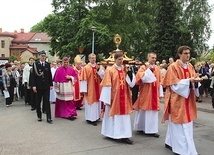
[
  {"xmin": 1, "ymin": 54, "xmax": 5, "ymax": 57},
  {"xmin": 1, "ymin": 40, "xmax": 5, "ymax": 48}
]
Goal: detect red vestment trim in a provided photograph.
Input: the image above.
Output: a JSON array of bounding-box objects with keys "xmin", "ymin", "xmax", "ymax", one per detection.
[
  {"xmin": 150, "ymin": 67, "xmax": 158, "ymax": 110},
  {"xmin": 92, "ymin": 66, "xmax": 100, "ymax": 101},
  {"xmin": 74, "ymin": 69, "xmax": 80, "ymax": 100},
  {"xmin": 183, "ymin": 68, "xmax": 191, "ymax": 122},
  {"xmin": 118, "ymin": 70, "xmax": 125, "ymax": 115}
]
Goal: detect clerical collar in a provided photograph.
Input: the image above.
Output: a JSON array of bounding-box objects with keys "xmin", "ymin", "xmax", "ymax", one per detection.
[
  {"xmin": 114, "ymin": 64, "xmax": 122, "ymax": 70},
  {"xmin": 147, "ymin": 62, "xmax": 154, "ymax": 68},
  {"xmin": 178, "ymin": 59, "xmax": 187, "ymax": 69},
  {"xmin": 89, "ymin": 63, "xmax": 96, "ymax": 67}
]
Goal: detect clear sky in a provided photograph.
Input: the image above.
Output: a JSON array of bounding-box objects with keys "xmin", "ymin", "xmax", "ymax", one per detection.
[
  {"xmin": 0, "ymin": 0, "xmax": 213, "ymax": 49},
  {"xmin": 0, "ymin": 0, "xmax": 53, "ymax": 32}
]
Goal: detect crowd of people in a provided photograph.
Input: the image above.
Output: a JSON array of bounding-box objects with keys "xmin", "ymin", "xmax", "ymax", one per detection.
[{"xmin": 0, "ymin": 45, "xmax": 213, "ymax": 155}]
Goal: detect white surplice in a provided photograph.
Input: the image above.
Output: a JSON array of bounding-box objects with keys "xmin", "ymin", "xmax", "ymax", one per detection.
[
  {"xmin": 100, "ymin": 66, "xmax": 135, "ymax": 139},
  {"xmin": 133, "ymin": 110, "xmax": 158, "ymax": 133},
  {"xmin": 133, "ymin": 67, "xmax": 161, "ymax": 133},
  {"xmin": 165, "ymin": 116, "xmax": 198, "ymax": 155},
  {"xmin": 50, "ymin": 67, "xmax": 57, "ymax": 102},
  {"xmin": 80, "ymin": 64, "xmax": 105, "ymax": 122},
  {"xmin": 165, "ymin": 60, "xmax": 198, "ymax": 155}
]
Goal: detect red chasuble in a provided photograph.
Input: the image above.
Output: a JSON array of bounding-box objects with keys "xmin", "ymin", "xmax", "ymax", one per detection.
[
  {"xmin": 74, "ymin": 68, "xmax": 82, "ymax": 101},
  {"xmin": 183, "ymin": 68, "xmax": 191, "ymax": 122},
  {"xmin": 118, "ymin": 70, "xmax": 125, "ymax": 115},
  {"xmin": 150, "ymin": 67, "xmax": 158, "ymax": 110},
  {"xmin": 92, "ymin": 66, "xmax": 100, "ymax": 101}
]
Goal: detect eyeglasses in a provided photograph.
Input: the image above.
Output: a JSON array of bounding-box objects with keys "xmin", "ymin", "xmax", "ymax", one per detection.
[{"xmin": 183, "ymin": 52, "xmax": 190, "ymax": 55}]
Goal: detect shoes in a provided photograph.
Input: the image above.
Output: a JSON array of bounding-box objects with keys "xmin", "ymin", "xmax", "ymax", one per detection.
[
  {"xmin": 86, "ymin": 120, "xmax": 97, "ymax": 126},
  {"xmin": 146, "ymin": 133, "xmax": 160, "ymax": 138},
  {"xmin": 43, "ymin": 111, "xmax": 46, "ymax": 114},
  {"xmin": 91, "ymin": 121, "xmax": 97, "ymax": 126},
  {"xmin": 121, "ymin": 138, "xmax": 133, "ymax": 145},
  {"xmin": 197, "ymin": 99, "xmax": 202, "ymax": 103},
  {"xmin": 137, "ymin": 130, "xmax": 145, "ymax": 133},
  {"xmin": 165, "ymin": 144, "xmax": 172, "ymax": 151},
  {"xmin": 76, "ymin": 107, "xmax": 82, "ymax": 110},
  {"xmin": 38, "ymin": 118, "xmax": 42, "ymax": 122},
  {"xmin": 6, "ymin": 105, "xmax": 9, "ymax": 107},
  {"xmin": 47, "ymin": 119, "xmax": 52, "ymax": 124},
  {"xmin": 152, "ymin": 133, "xmax": 160, "ymax": 138},
  {"xmin": 31, "ymin": 108, "xmax": 36, "ymax": 111},
  {"xmin": 67, "ymin": 116, "xmax": 77, "ymax": 121}
]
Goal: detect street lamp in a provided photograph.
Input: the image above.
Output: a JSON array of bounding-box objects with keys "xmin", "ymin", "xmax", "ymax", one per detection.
[{"xmin": 91, "ymin": 26, "xmax": 96, "ymax": 54}]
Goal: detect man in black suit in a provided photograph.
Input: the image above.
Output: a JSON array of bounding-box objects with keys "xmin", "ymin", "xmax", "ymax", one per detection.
[{"xmin": 31, "ymin": 50, "xmax": 53, "ymax": 124}]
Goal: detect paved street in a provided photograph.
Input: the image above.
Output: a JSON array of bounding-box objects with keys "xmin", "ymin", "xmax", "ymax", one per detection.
[{"xmin": 0, "ymin": 95, "xmax": 213, "ymax": 155}]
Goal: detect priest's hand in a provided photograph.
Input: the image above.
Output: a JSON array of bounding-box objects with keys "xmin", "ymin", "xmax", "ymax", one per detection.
[
  {"xmin": 144, "ymin": 62, "xmax": 150, "ymax": 69},
  {"xmin": 190, "ymin": 77, "xmax": 203, "ymax": 83},
  {"xmin": 65, "ymin": 75, "xmax": 71, "ymax": 80},
  {"xmin": 33, "ymin": 87, "xmax": 37, "ymax": 93}
]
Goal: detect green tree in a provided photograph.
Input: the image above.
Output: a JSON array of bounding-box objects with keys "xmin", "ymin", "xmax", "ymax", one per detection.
[
  {"xmin": 153, "ymin": 0, "xmax": 179, "ymax": 61},
  {"xmin": 181, "ymin": 0, "xmax": 212, "ymax": 54},
  {"xmin": 30, "ymin": 0, "xmax": 212, "ymax": 61},
  {"xmin": 8, "ymin": 55, "xmax": 18, "ymax": 63},
  {"xmin": 30, "ymin": 20, "xmax": 46, "ymax": 32}
]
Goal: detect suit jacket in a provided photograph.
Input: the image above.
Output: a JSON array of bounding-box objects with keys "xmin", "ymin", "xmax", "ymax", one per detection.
[
  {"xmin": 2, "ymin": 71, "xmax": 16, "ymax": 88},
  {"xmin": 31, "ymin": 60, "xmax": 53, "ymax": 89}
]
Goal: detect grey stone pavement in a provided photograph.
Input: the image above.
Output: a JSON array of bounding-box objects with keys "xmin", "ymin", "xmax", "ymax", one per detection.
[{"xmin": 0, "ymin": 94, "xmax": 214, "ymax": 155}]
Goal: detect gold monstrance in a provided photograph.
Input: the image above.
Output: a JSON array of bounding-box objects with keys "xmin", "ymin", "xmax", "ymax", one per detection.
[{"xmin": 99, "ymin": 34, "xmax": 137, "ymax": 66}]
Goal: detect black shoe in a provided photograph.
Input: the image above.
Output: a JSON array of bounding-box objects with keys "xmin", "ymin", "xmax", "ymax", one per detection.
[
  {"xmin": 153, "ymin": 133, "xmax": 160, "ymax": 138},
  {"xmin": 86, "ymin": 120, "xmax": 97, "ymax": 126},
  {"xmin": 146, "ymin": 133, "xmax": 160, "ymax": 138},
  {"xmin": 76, "ymin": 107, "xmax": 82, "ymax": 110},
  {"xmin": 43, "ymin": 111, "xmax": 46, "ymax": 114},
  {"xmin": 91, "ymin": 121, "xmax": 97, "ymax": 126},
  {"xmin": 165, "ymin": 144, "xmax": 172, "ymax": 151},
  {"xmin": 31, "ymin": 108, "xmax": 36, "ymax": 111},
  {"xmin": 47, "ymin": 119, "xmax": 52, "ymax": 124},
  {"xmin": 86, "ymin": 120, "xmax": 91, "ymax": 124},
  {"xmin": 121, "ymin": 138, "xmax": 133, "ymax": 145},
  {"xmin": 67, "ymin": 116, "xmax": 77, "ymax": 121},
  {"xmin": 38, "ymin": 118, "xmax": 42, "ymax": 122},
  {"xmin": 137, "ymin": 130, "xmax": 145, "ymax": 133}
]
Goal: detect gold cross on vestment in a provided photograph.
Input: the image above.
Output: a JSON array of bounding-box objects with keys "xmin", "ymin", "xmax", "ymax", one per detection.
[
  {"xmin": 119, "ymin": 73, "xmax": 125, "ymax": 89},
  {"xmin": 94, "ymin": 74, "xmax": 98, "ymax": 82}
]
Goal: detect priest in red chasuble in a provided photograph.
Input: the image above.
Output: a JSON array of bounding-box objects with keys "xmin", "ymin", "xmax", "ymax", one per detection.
[
  {"xmin": 133, "ymin": 52, "xmax": 163, "ymax": 138},
  {"xmin": 100, "ymin": 51, "xmax": 136, "ymax": 144},
  {"xmin": 162, "ymin": 46, "xmax": 200, "ymax": 155},
  {"xmin": 80, "ymin": 53, "xmax": 105, "ymax": 126}
]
